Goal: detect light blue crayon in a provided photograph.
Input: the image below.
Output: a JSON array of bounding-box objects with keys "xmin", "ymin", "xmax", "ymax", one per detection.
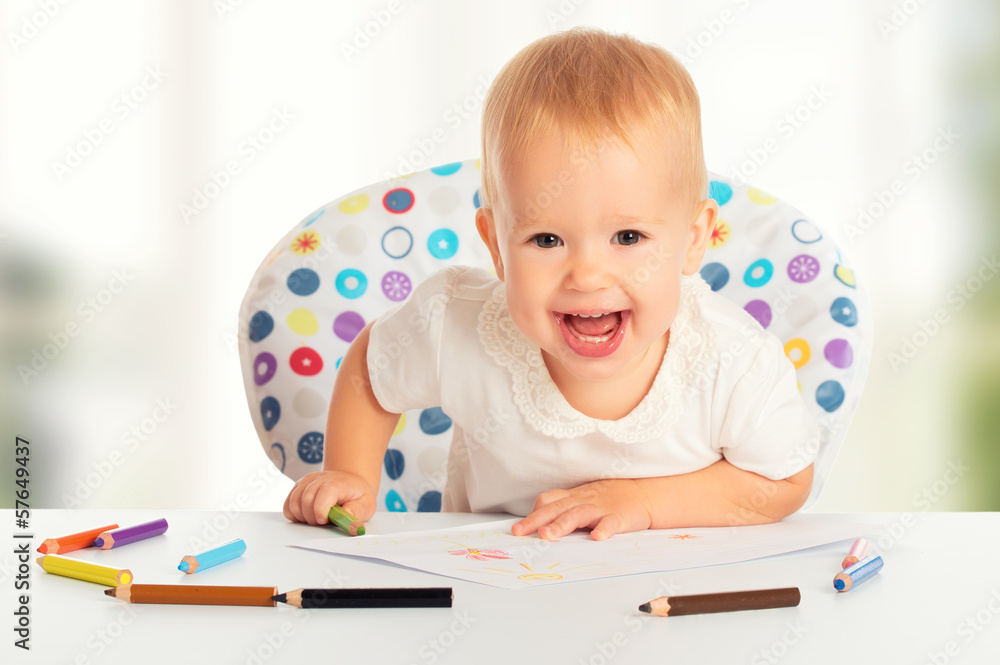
[
  {"xmin": 178, "ymin": 538, "xmax": 247, "ymax": 574},
  {"xmin": 833, "ymin": 554, "xmax": 884, "ymax": 592}
]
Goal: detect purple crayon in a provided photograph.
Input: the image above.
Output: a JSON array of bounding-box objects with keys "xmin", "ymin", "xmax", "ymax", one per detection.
[{"xmin": 94, "ymin": 519, "xmax": 169, "ymax": 549}]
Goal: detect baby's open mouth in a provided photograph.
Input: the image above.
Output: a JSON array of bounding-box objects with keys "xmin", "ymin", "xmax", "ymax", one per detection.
[
  {"xmin": 563, "ymin": 311, "xmax": 622, "ymax": 343},
  {"xmin": 555, "ymin": 310, "xmax": 630, "ymax": 358}
]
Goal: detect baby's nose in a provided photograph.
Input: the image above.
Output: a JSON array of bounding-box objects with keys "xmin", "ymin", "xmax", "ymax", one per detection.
[{"xmin": 564, "ymin": 248, "xmax": 614, "ymax": 291}]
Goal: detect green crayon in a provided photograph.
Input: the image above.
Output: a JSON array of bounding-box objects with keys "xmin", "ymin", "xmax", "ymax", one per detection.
[{"xmin": 328, "ymin": 505, "xmax": 365, "ymax": 536}]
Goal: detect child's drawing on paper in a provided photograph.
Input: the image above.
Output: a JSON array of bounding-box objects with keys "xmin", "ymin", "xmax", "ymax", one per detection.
[
  {"xmin": 446, "ymin": 545, "xmax": 512, "ymax": 561},
  {"xmin": 455, "ymin": 561, "xmax": 623, "ymax": 586},
  {"xmin": 296, "ymin": 517, "xmax": 872, "ymax": 590}
]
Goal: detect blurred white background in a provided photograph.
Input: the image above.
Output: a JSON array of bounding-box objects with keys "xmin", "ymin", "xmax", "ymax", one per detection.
[{"xmin": 1, "ymin": 0, "xmax": 997, "ymax": 513}]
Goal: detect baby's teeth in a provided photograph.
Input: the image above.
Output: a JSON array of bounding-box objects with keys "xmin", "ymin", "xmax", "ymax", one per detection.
[{"xmin": 569, "ymin": 329, "xmax": 613, "ymax": 343}]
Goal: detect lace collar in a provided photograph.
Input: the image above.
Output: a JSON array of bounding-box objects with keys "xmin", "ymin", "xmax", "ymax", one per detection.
[{"xmin": 476, "ymin": 274, "xmax": 717, "ymax": 443}]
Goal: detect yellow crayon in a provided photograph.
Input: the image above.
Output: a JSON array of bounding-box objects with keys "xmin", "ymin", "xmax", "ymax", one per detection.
[{"xmin": 36, "ymin": 554, "xmax": 133, "ymax": 587}]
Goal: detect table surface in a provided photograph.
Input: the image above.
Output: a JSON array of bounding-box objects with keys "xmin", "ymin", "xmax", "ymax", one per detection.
[{"xmin": 4, "ymin": 510, "xmax": 1000, "ymax": 664}]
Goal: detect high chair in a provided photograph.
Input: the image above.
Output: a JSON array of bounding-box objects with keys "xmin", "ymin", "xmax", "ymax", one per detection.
[{"xmin": 239, "ymin": 158, "xmax": 871, "ymax": 511}]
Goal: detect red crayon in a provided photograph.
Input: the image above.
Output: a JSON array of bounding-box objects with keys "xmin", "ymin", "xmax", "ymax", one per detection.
[
  {"xmin": 37, "ymin": 524, "xmax": 119, "ymax": 554},
  {"xmin": 94, "ymin": 519, "xmax": 169, "ymax": 549}
]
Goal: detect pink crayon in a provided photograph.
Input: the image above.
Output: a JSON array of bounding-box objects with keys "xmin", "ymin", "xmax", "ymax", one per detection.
[
  {"xmin": 94, "ymin": 519, "xmax": 169, "ymax": 549},
  {"xmin": 841, "ymin": 538, "xmax": 871, "ymax": 569}
]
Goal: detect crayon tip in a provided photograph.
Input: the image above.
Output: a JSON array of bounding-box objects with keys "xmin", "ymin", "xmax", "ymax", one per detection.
[
  {"xmin": 178, "ymin": 562, "xmax": 189, "ymax": 572},
  {"xmin": 36, "ymin": 545, "xmax": 44, "ymax": 553},
  {"xmin": 94, "ymin": 538, "xmax": 105, "ymax": 548},
  {"xmin": 638, "ymin": 603, "xmax": 651, "ymax": 613},
  {"xmin": 833, "ymin": 579, "xmax": 846, "ymax": 591},
  {"xmin": 272, "ymin": 594, "xmax": 287, "ymax": 604},
  {"xmin": 356, "ymin": 525, "xmax": 366, "ymax": 536},
  {"xmin": 104, "ymin": 589, "xmax": 115, "ymax": 596}
]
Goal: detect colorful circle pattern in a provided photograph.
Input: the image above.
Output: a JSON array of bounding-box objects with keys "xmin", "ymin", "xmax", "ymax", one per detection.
[
  {"xmin": 254, "ymin": 352, "xmax": 277, "ymax": 386},
  {"xmin": 427, "ymin": 228, "xmax": 459, "ymax": 259},
  {"xmin": 382, "ymin": 226, "xmax": 413, "ymax": 259},
  {"xmin": 241, "ymin": 163, "xmax": 495, "ymax": 509},
  {"xmin": 744, "ymin": 258, "xmax": 774, "ymax": 288},
  {"xmin": 702, "ymin": 176, "xmax": 866, "ymax": 433},
  {"xmin": 335, "ymin": 268, "xmax": 368, "ymax": 299},
  {"xmin": 249, "ymin": 311, "xmax": 274, "ymax": 342},
  {"xmin": 788, "ymin": 254, "xmax": 821, "ymax": 284},
  {"xmin": 240, "ymin": 162, "xmax": 869, "ymax": 513},
  {"xmin": 287, "ymin": 269, "xmax": 320, "ymax": 296},
  {"xmin": 700, "ymin": 263, "xmax": 729, "ymax": 291},
  {"xmin": 382, "ymin": 271, "xmax": 412, "ymax": 301},
  {"xmin": 695, "ymin": 176, "xmax": 869, "ymax": 508},
  {"xmin": 383, "ymin": 188, "xmax": 415, "ymax": 214}
]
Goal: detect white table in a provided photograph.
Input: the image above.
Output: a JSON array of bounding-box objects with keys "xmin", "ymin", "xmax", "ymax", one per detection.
[{"xmin": 4, "ymin": 510, "xmax": 1000, "ymax": 664}]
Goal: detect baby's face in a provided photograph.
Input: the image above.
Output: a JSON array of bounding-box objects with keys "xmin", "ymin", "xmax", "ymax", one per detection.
[{"xmin": 477, "ymin": 131, "xmax": 716, "ymax": 385}]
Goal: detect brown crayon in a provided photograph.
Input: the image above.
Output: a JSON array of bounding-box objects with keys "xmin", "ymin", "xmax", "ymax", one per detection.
[
  {"xmin": 638, "ymin": 587, "xmax": 801, "ymax": 617},
  {"xmin": 105, "ymin": 584, "xmax": 277, "ymax": 607}
]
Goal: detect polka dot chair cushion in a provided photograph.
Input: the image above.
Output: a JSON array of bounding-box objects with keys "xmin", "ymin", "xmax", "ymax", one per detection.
[
  {"xmin": 238, "ymin": 158, "xmax": 871, "ymax": 512},
  {"xmin": 700, "ymin": 180, "xmax": 871, "ymax": 507}
]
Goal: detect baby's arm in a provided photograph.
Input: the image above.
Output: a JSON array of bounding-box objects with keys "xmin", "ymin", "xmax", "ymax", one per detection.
[
  {"xmin": 283, "ymin": 321, "xmax": 401, "ymax": 525},
  {"xmin": 512, "ymin": 460, "xmax": 813, "ymax": 540}
]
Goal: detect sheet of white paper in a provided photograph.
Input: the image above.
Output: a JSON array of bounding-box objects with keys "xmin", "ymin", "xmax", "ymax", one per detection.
[{"xmin": 294, "ymin": 516, "xmax": 874, "ymax": 589}]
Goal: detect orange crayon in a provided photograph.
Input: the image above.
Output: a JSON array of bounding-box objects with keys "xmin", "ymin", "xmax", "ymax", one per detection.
[{"xmin": 38, "ymin": 524, "xmax": 119, "ymax": 554}]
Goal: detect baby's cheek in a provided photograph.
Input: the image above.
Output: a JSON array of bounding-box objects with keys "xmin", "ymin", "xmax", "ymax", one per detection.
[{"xmin": 506, "ymin": 302, "xmax": 540, "ymax": 339}]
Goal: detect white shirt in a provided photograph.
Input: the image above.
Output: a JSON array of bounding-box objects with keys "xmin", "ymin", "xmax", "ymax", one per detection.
[{"xmin": 368, "ymin": 266, "xmax": 818, "ymax": 516}]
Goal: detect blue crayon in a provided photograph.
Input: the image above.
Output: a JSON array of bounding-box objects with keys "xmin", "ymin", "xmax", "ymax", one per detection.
[
  {"xmin": 833, "ymin": 554, "xmax": 884, "ymax": 592},
  {"xmin": 178, "ymin": 538, "xmax": 247, "ymax": 574}
]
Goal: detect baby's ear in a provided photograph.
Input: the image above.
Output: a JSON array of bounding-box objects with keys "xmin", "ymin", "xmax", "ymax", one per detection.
[
  {"xmin": 681, "ymin": 199, "xmax": 718, "ymax": 276},
  {"xmin": 476, "ymin": 207, "xmax": 505, "ymax": 281}
]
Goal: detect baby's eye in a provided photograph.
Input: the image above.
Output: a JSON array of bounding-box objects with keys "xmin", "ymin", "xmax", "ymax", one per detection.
[
  {"xmin": 531, "ymin": 233, "xmax": 563, "ymax": 248},
  {"xmin": 613, "ymin": 230, "xmax": 643, "ymax": 246}
]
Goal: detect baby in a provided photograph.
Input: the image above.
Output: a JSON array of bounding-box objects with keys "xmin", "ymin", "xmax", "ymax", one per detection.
[{"xmin": 284, "ymin": 27, "xmax": 817, "ymax": 540}]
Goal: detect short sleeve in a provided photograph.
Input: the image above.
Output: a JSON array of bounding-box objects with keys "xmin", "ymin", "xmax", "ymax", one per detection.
[
  {"xmin": 366, "ymin": 266, "xmax": 461, "ymax": 414},
  {"xmin": 716, "ymin": 335, "xmax": 820, "ymax": 480}
]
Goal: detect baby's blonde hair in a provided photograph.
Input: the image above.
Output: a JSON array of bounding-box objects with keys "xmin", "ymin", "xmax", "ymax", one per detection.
[{"xmin": 480, "ymin": 27, "xmax": 707, "ymax": 218}]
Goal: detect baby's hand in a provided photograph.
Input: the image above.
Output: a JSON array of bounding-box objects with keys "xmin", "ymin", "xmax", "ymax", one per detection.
[
  {"xmin": 282, "ymin": 470, "xmax": 376, "ymax": 526},
  {"xmin": 512, "ymin": 479, "xmax": 654, "ymax": 541}
]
